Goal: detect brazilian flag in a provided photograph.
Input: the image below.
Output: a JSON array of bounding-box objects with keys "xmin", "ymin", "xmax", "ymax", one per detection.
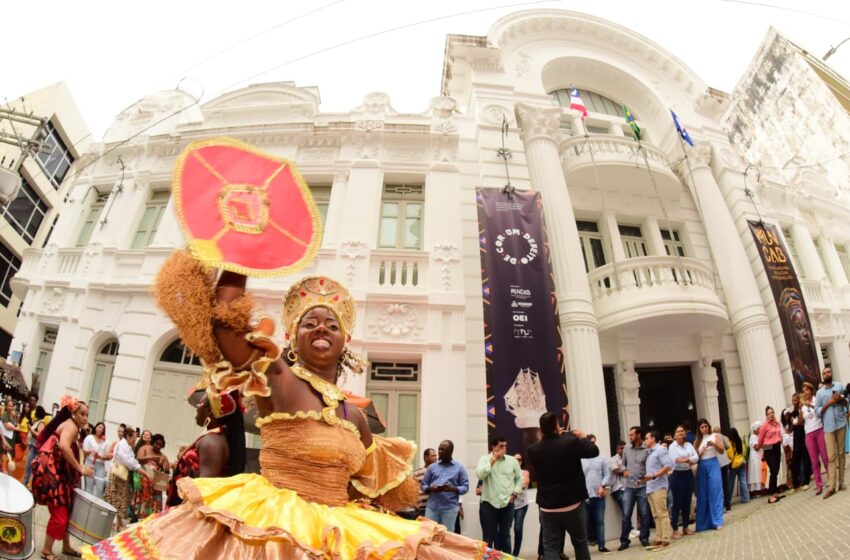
[{"xmin": 623, "ymin": 104, "xmax": 641, "ymax": 141}]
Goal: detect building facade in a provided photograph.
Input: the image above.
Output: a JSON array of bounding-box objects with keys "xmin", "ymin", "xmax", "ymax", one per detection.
[
  {"xmin": 9, "ymin": 9, "xmax": 850, "ymax": 548},
  {"xmin": 0, "ymin": 82, "xmax": 91, "ymax": 374}
]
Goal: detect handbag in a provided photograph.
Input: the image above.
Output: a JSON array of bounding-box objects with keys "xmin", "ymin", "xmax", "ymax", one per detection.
[
  {"xmin": 110, "ymin": 460, "xmax": 129, "ymax": 481},
  {"xmin": 153, "ymin": 471, "xmax": 170, "ymax": 493}
]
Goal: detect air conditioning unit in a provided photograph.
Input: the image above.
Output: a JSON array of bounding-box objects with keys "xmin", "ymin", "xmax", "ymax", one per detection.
[{"xmin": 0, "ymin": 167, "xmax": 22, "ymax": 204}]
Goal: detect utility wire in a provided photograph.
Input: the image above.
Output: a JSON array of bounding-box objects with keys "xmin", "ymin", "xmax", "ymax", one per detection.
[
  {"xmin": 719, "ymin": 0, "xmax": 850, "ymax": 26},
  {"xmin": 71, "ymin": 0, "xmax": 559, "ymax": 177},
  {"xmin": 180, "ymin": 0, "xmax": 348, "ymax": 75}
]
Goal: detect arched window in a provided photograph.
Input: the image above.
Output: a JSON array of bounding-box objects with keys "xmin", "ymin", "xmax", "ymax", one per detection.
[
  {"xmin": 550, "ymin": 88, "xmax": 632, "ymax": 119},
  {"xmin": 87, "ymin": 339, "xmax": 119, "ymax": 423},
  {"xmin": 144, "ymin": 338, "xmax": 204, "ymax": 450}
]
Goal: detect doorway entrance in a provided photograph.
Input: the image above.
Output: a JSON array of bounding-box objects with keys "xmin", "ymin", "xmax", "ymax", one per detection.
[{"xmin": 637, "ymin": 366, "xmax": 697, "ymax": 437}]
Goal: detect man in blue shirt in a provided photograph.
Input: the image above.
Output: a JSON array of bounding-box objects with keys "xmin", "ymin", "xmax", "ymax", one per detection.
[
  {"xmin": 643, "ymin": 430, "xmax": 675, "ymax": 551},
  {"xmin": 421, "ymin": 439, "xmax": 469, "ymax": 532},
  {"xmin": 815, "ymin": 367, "xmax": 848, "ymax": 499}
]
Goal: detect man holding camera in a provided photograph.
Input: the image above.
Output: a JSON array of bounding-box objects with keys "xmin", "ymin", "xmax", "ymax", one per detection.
[{"xmin": 815, "ymin": 367, "xmax": 848, "ymax": 499}]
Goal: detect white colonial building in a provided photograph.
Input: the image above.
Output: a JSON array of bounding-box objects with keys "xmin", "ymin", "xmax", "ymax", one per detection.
[{"xmin": 9, "ymin": 9, "xmax": 850, "ymax": 549}]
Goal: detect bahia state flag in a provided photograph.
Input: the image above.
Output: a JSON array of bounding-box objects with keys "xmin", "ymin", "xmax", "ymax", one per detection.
[
  {"xmin": 623, "ymin": 104, "xmax": 640, "ymax": 141},
  {"xmin": 569, "ymin": 87, "xmax": 588, "ymax": 120},
  {"xmin": 670, "ymin": 110, "xmax": 695, "ymax": 146}
]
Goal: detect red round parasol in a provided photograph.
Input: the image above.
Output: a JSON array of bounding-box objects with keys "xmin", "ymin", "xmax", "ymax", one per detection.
[{"xmin": 172, "ymin": 137, "xmax": 322, "ymax": 277}]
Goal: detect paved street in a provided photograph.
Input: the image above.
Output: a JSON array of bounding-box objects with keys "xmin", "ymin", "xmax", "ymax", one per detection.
[{"xmin": 26, "ymin": 465, "xmax": 850, "ymax": 559}]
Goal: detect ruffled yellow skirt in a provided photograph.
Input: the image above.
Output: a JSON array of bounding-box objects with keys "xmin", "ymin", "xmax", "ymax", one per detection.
[{"xmin": 82, "ymin": 474, "xmax": 507, "ymax": 559}]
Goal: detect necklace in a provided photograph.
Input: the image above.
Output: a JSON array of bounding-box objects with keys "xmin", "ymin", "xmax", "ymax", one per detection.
[{"xmin": 290, "ymin": 363, "xmax": 346, "ymax": 407}]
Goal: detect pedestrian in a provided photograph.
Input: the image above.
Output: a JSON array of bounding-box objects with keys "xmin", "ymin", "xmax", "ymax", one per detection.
[
  {"xmin": 747, "ymin": 422, "xmax": 764, "ymax": 496},
  {"xmin": 814, "ymin": 367, "xmax": 848, "ymax": 499},
  {"xmin": 800, "ymin": 381, "xmax": 829, "ymax": 495},
  {"xmin": 527, "ymin": 412, "xmax": 598, "ymax": 560},
  {"xmin": 476, "ymin": 435, "xmax": 522, "ymax": 553},
  {"xmin": 694, "ymin": 418, "xmax": 725, "ymax": 530},
  {"xmin": 682, "ymin": 421, "xmax": 696, "ymax": 444},
  {"xmin": 422, "ymin": 440, "xmax": 469, "ymax": 532},
  {"xmin": 406, "ymin": 447, "xmax": 436, "ymax": 519},
  {"xmin": 134, "ymin": 433, "xmax": 170, "ymax": 517},
  {"xmin": 643, "ymin": 430, "xmax": 674, "ymax": 551},
  {"xmin": 104, "ymin": 426, "xmax": 152, "ymax": 532},
  {"xmin": 788, "ymin": 393, "xmax": 812, "ymax": 490},
  {"xmin": 713, "ymin": 425, "xmax": 732, "ymax": 511},
  {"xmin": 608, "ymin": 440, "xmax": 626, "ymax": 516},
  {"xmin": 726, "ymin": 427, "xmax": 749, "ymax": 505},
  {"xmin": 668, "ymin": 424, "xmax": 698, "ymax": 539},
  {"xmin": 754, "ymin": 407, "xmax": 783, "ymax": 504},
  {"xmin": 23, "ymin": 405, "xmax": 47, "ymax": 487},
  {"xmin": 512, "ymin": 453, "xmax": 531, "ymax": 557},
  {"xmin": 617, "ymin": 426, "xmax": 651, "ymax": 551},
  {"xmin": 780, "ymin": 410, "xmax": 796, "ymax": 492},
  {"xmin": 82, "ymin": 421, "xmax": 109, "ymax": 498},
  {"xmin": 580, "ymin": 434, "xmax": 611, "ymax": 554}
]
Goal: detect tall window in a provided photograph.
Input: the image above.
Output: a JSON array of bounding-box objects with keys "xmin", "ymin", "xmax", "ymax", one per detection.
[
  {"xmin": 837, "ymin": 247, "xmax": 850, "ymax": 281},
  {"xmin": 551, "ymin": 89, "xmax": 626, "ymax": 117},
  {"xmin": 367, "ymin": 361, "xmax": 421, "ymax": 448},
  {"xmin": 619, "ymin": 225, "xmax": 648, "ymax": 258},
  {"xmin": 577, "ymin": 220, "xmax": 607, "ymax": 272},
  {"xmin": 0, "ymin": 241, "xmax": 21, "ymax": 307},
  {"xmin": 0, "ymin": 177, "xmax": 49, "ymax": 244},
  {"xmin": 77, "ymin": 192, "xmax": 109, "ymax": 247},
  {"xmin": 661, "ymin": 229, "xmax": 686, "ymax": 257},
  {"xmin": 32, "ymin": 327, "xmax": 58, "ymax": 398},
  {"xmin": 378, "ymin": 184, "xmax": 423, "ymax": 250},
  {"xmin": 782, "ymin": 228, "xmax": 805, "ymax": 277},
  {"xmin": 87, "ymin": 340, "xmax": 119, "ymax": 423},
  {"xmin": 36, "ymin": 121, "xmax": 75, "ymax": 187},
  {"xmin": 309, "ymin": 185, "xmax": 332, "ymax": 227},
  {"xmin": 131, "ymin": 190, "xmax": 170, "ymax": 249}
]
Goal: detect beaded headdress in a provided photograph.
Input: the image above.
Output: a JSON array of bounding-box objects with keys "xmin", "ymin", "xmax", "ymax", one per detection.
[{"xmin": 282, "ymin": 276, "xmax": 357, "ymax": 342}]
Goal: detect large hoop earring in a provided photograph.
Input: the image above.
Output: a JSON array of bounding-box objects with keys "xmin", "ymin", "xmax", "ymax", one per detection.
[
  {"xmin": 203, "ymin": 417, "xmax": 211, "ymax": 430},
  {"xmin": 286, "ymin": 347, "xmax": 299, "ymax": 363}
]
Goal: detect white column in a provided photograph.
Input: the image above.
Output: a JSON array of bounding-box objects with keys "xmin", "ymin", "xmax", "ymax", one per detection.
[
  {"xmin": 515, "ymin": 103, "xmax": 609, "ymax": 453},
  {"xmin": 321, "ymin": 171, "xmax": 349, "ymax": 248},
  {"xmin": 675, "ymin": 146, "xmax": 786, "ymax": 422},
  {"xmin": 790, "ymin": 223, "xmax": 826, "ymax": 281},
  {"xmin": 341, "ymin": 163, "xmax": 383, "ymax": 248},
  {"xmin": 643, "ymin": 217, "xmax": 665, "ymax": 256},
  {"xmin": 820, "ymin": 237, "xmax": 848, "ymax": 287},
  {"xmin": 616, "ymin": 360, "xmax": 641, "ymax": 437},
  {"xmin": 692, "ymin": 358, "xmax": 721, "ymax": 427}
]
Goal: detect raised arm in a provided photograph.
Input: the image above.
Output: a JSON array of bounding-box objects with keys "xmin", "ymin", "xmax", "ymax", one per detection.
[{"xmin": 213, "ymin": 271, "xmax": 256, "ymax": 367}]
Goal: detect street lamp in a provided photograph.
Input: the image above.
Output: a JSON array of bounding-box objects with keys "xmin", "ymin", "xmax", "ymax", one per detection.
[{"xmin": 823, "ymin": 37, "xmax": 850, "ymax": 61}]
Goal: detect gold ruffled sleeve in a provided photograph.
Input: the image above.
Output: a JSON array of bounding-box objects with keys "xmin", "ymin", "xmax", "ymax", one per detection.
[{"xmin": 350, "ymin": 435, "xmax": 418, "ymax": 511}]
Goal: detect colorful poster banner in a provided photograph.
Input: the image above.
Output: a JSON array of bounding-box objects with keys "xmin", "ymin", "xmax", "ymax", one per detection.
[
  {"xmin": 748, "ymin": 221, "xmax": 820, "ymax": 390},
  {"xmin": 476, "ymin": 188, "xmax": 567, "ymax": 458}
]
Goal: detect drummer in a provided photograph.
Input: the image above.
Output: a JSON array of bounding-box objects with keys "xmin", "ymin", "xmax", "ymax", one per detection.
[{"xmin": 31, "ymin": 396, "xmax": 94, "ymax": 560}]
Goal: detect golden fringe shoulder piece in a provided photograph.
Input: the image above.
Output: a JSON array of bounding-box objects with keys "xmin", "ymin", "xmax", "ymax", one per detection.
[{"xmin": 208, "ymin": 316, "xmax": 280, "ymax": 398}]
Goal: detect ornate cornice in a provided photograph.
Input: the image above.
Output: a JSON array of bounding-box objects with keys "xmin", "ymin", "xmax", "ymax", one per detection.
[
  {"xmin": 672, "ymin": 143, "xmax": 712, "ymax": 182},
  {"xmin": 515, "ymin": 103, "xmax": 561, "ymax": 145}
]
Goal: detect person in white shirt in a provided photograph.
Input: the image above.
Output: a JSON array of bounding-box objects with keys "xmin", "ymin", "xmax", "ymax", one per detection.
[
  {"xmin": 667, "ymin": 425, "xmax": 698, "ymax": 538},
  {"xmin": 103, "ymin": 426, "xmax": 151, "ymax": 531},
  {"xmin": 800, "ymin": 382, "xmax": 829, "ymax": 494},
  {"xmin": 607, "ymin": 441, "xmax": 626, "ymax": 515},
  {"xmin": 747, "ymin": 422, "xmax": 764, "ymax": 495},
  {"xmin": 82, "ymin": 422, "xmax": 110, "ymax": 498}
]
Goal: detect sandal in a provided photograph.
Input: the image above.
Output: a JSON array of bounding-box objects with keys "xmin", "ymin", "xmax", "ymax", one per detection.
[
  {"xmin": 41, "ymin": 553, "xmax": 60, "ymax": 560},
  {"xmin": 62, "ymin": 549, "xmax": 83, "ymax": 558}
]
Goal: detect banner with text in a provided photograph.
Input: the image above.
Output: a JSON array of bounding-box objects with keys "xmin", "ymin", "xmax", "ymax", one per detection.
[
  {"xmin": 748, "ymin": 221, "xmax": 820, "ymax": 391},
  {"xmin": 476, "ymin": 188, "xmax": 567, "ymax": 458}
]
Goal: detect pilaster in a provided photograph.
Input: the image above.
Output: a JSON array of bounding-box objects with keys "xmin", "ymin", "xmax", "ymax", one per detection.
[{"xmin": 789, "ymin": 223, "xmax": 825, "ymax": 282}]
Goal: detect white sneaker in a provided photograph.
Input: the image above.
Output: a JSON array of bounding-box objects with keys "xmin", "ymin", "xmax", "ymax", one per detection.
[{"xmin": 629, "ymin": 529, "xmax": 640, "ymax": 540}]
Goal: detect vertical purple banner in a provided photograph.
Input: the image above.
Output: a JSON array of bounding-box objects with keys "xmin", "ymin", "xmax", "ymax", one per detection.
[
  {"xmin": 476, "ymin": 188, "xmax": 567, "ymax": 459},
  {"xmin": 748, "ymin": 221, "xmax": 820, "ymax": 390}
]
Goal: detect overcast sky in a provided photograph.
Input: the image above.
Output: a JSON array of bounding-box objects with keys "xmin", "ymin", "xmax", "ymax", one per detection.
[{"xmin": 5, "ymin": 0, "xmax": 850, "ymax": 144}]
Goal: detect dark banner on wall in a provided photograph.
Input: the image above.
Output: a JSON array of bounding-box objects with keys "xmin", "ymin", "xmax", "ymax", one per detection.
[
  {"xmin": 748, "ymin": 221, "xmax": 820, "ymax": 391},
  {"xmin": 476, "ymin": 188, "xmax": 567, "ymax": 458}
]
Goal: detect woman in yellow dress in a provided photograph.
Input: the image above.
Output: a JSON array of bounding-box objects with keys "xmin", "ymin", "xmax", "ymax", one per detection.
[{"xmin": 83, "ymin": 251, "xmax": 509, "ymax": 559}]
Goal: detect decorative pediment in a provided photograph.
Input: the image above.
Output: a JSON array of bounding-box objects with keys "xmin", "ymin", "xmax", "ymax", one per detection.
[{"xmin": 203, "ymin": 83, "xmax": 319, "ymax": 119}]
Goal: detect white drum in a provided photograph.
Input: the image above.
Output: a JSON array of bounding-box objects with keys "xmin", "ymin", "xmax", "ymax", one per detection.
[
  {"xmin": 0, "ymin": 473, "xmax": 34, "ymax": 560},
  {"xmin": 68, "ymin": 489, "xmax": 116, "ymax": 545}
]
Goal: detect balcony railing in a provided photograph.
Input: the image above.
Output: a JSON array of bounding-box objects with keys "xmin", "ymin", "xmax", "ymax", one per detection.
[
  {"xmin": 587, "ymin": 256, "xmax": 715, "ymax": 299},
  {"xmin": 369, "ymin": 250, "xmax": 428, "ymax": 290}
]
